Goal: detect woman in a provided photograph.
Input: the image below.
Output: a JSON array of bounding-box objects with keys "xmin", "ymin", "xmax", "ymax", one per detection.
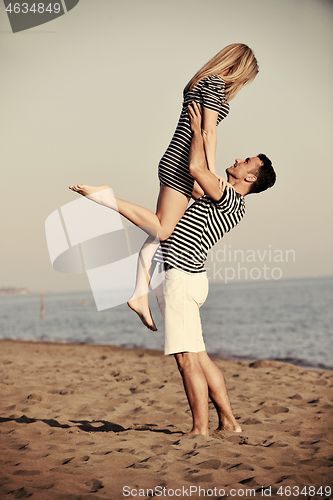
[{"xmin": 70, "ymin": 43, "xmax": 258, "ymax": 330}]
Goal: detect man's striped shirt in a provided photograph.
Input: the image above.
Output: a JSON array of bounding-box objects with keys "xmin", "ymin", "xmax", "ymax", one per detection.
[{"xmin": 154, "ymin": 187, "xmax": 245, "ymax": 273}]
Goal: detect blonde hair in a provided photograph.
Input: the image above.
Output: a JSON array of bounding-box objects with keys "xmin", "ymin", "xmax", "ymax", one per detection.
[{"xmin": 184, "ymin": 43, "xmax": 259, "ymax": 102}]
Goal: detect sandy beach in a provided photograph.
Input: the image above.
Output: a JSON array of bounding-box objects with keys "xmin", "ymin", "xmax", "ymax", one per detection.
[{"xmin": 0, "ymin": 340, "xmax": 332, "ymax": 499}]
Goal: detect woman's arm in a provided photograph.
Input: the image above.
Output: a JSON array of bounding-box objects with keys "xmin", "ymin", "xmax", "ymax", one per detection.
[
  {"xmin": 188, "ymin": 102, "xmax": 226, "ymax": 201},
  {"xmin": 201, "ymin": 107, "xmax": 219, "ymax": 173}
]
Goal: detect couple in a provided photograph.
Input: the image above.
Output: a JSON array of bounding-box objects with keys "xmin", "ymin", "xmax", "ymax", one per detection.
[{"xmin": 70, "ymin": 44, "xmax": 276, "ymax": 435}]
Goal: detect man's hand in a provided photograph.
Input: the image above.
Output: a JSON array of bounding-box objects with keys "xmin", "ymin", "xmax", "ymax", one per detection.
[{"xmin": 188, "ymin": 101, "xmax": 202, "ymax": 134}]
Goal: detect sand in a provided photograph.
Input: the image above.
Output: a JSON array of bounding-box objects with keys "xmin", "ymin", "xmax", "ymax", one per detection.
[{"xmin": 0, "ymin": 340, "xmax": 332, "ymax": 500}]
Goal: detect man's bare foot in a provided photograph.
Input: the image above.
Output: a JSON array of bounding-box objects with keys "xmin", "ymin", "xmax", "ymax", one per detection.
[
  {"xmin": 127, "ymin": 296, "xmax": 157, "ymax": 332},
  {"xmin": 217, "ymin": 419, "xmax": 242, "ymax": 433},
  {"xmin": 187, "ymin": 429, "xmax": 209, "ymax": 436}
]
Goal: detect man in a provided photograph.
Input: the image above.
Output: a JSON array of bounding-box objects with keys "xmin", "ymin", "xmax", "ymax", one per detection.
[
  {"xmin": 69, "ymin": 102, "xmax": 275, "ymax": 436},
  {"xmin": 153, "ymin": 102, "xmax": 276, "ymax": 435}
]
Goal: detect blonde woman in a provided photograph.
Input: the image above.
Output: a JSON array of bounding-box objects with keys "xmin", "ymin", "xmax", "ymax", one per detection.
[{"xmin": 70, "ymin": 43, "xmax": 258, "ymax": 330}]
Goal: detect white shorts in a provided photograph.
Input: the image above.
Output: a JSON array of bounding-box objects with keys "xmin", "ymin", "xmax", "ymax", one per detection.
[{"xmin": 155, "ymin": 268, "xmax": 209, "ymax": 355}]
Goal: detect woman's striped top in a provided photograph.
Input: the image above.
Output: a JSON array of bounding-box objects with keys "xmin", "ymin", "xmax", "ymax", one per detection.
[
  {"xmin": 158, "ymin": 75, "xmax": 230, "ymax": 199},
  {"xmin": 154, "ymin": 187, "xmax": 245, "ymax": 273}
]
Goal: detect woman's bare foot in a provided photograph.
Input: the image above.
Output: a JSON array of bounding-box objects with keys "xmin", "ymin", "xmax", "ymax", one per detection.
[
  {"xmin": 69, "ymin": 184, "xmax": 109, "ymax": 197},
  {"xmin": 127, "ymin": 295, "xmax": 157, "ymax": 332},
  {"xmin": 69, "ymin": 184, "xmax": 117, "ymax": 208}
]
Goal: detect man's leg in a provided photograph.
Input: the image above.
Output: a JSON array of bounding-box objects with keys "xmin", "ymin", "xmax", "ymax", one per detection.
[
  {"xmin": 174, "ymin": 352, "xmax": 209, "ymax": 436},
  {"xmin": 198, "ymin": 351, "xmax": 241, "ymax": 432},
  {"xmin": 155, "ymin": 269, "xmax": 210, "ymax": 435}
]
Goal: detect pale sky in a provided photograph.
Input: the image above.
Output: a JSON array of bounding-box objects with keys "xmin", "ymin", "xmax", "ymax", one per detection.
[{"xmin": 1, "ymin": 0, "xmax": 332, "ymax": 292}]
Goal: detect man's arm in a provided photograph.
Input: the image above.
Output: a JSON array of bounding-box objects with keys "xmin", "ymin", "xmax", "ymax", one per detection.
[{"xmin": 188, "ymin": 102, "xmax": 226, "ymax": 201}]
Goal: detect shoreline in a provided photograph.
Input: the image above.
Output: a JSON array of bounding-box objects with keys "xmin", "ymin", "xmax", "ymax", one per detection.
[
  {"xmin": 1, "ymin": 339, "xmax": 333, "ymax": 499},
  {"xmin": 1, "ymin": 338, "xmax": 332, "ymax": 372},
  {"xmin": 1, "ymin": 276, "xmax": 332, "ymax": 373}
]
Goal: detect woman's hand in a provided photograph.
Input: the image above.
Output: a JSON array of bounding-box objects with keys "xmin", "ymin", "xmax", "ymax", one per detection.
[
  {"xmin": 213, "ymin": 173, "xmax": 228, "ymax": 192},
  {"xmin": 188, "ymin": 101, "xmax": 202, "ymax": 134}
]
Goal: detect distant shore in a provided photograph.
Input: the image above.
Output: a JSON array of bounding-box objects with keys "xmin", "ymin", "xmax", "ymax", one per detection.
[{"xmin": 0, "ymin": 287, "xmax": 32, "ymax": 295}]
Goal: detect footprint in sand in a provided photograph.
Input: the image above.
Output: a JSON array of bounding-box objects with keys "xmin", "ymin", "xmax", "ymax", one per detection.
[
  {"xmin": 13, "ymin": 470, "xmax": 41, "ymax": 476},
  {"xmin": 85, "ymin": 478, "xmax": 104, "ymax": 493},
  {"xmin": 227, "ymin": 462, "xmax": 254, "ymax": 471},
  {"xmin": 242, "ymin": 417, "xmax": 262, "ymax": 424},
  {"xmin": 116, "ymin": 375, "xmax": 133, "ymax": 382},
  {"xmin": 14, "ymin": 443, "xmax": 30, "ymax": 451},
  {"xmin": 255, "ymin": 405, "xmax": 289, "ymax": 417},
  {"xmin": 32, "ymin": 482, "xmax": 55, "ymax": 490},
  {"xmin": 9, "ymin": 487, "xmax": 31, "ymax": 498},
  {"xmin": 197, "ymin": 459, "xmax": 221, "ymax": 469},
  {"xmin": 289, "ymin": 393, "xmax": 303, "ymax": 400},
  {"xmin": 264, "ymin": 441, "xmax": 288, "ymax": 448},
  {"xmin": 184, "ymin": 472, "xmax": 213, "ymax": 483},
  {"xmin": 239, "ymin": 477, "xmax": 258, "ymax": 488},
  {"xmin": 27, "ymin": 393, "xmax": 42, "ymax": 401}
]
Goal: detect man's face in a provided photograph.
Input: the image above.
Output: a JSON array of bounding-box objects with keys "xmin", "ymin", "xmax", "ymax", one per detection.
[{"xmin": 226, "ymin": 157, "xmax": 263, "ymax": 181}]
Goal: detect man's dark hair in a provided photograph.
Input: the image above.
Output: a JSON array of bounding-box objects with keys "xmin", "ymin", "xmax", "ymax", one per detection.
[{"xmin": 248, "ymin": 153, "xmax": 276, "ymax": 194}]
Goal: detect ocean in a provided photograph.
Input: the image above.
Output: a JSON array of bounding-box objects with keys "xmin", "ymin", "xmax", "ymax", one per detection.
[{"xmin": 1, "ymin": 276, "xmax": 332, "ymax": 370}]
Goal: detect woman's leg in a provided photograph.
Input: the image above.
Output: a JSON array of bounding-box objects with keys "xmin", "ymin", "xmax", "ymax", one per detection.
[
  {"xmin": 69, "ymin": 184, "xmax": 189, "ymax": 330},
  {"xmin": 127, "ymin": 234, "xmax": 160, "ymax": 331},
  {"xmin": 127, "ymin": 184, "xmax": 189, "ymax": 329},
  {"xmin": 69, "ymin": 184, "xmax": 188, "ymax": 240}
]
